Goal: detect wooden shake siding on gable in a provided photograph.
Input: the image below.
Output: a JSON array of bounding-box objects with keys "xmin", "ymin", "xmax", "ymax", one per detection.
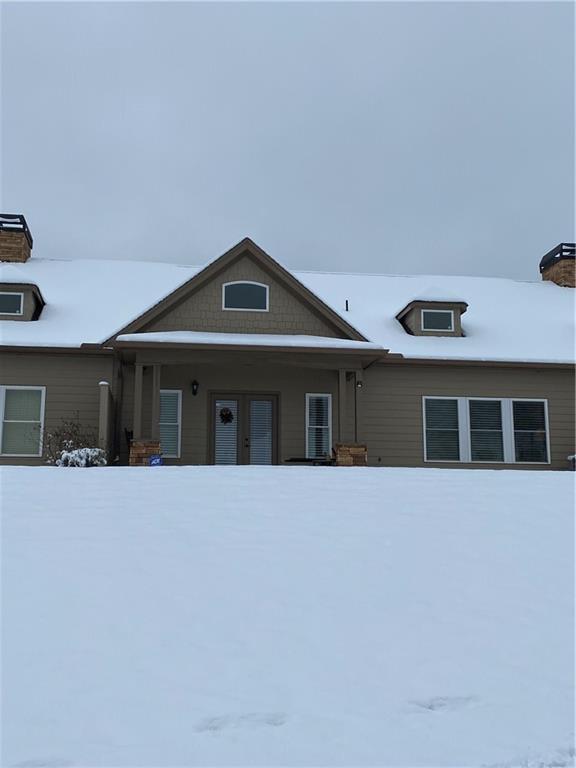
[
  {"xmin": 141, "ymin": 255, "xmax": 343, "ymax": 337},
  {"xmin": 0, "ymin": 352, "xmax": 115, "ymax": 465},
  {"xmin": 360, "ymin": 362, "xmax": 575, "ymax": 469}
]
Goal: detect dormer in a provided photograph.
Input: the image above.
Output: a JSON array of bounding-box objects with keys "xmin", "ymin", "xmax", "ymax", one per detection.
[
  {"xmin": 396, "ymin": 300, "xmax": 468, "ymax": 337},
  {"xmin": 0, "ymin": 283, "xmax": 45, "ymax": 321}
]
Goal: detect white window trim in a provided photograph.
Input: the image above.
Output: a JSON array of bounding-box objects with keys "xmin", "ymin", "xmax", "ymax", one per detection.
[
  {"xmin": 0, "ymin": 385, "xmax": 46, "ymax": 457},
  {"xmin": 222, "ymin": 281, "xmax": 269, "ymax": 312},
  {"xmin": 422, "ymin": 396, "xmax": 550, "ymax": 465},
  {"xmin": 0, "ymin": 291, "xmax": 24, "ymax": 316},
  {"xmin": 159, "ymin": 389, "xmax": 182, "ymax": 458},
  {"xmin": 305, "ymin": 393, "xmax": 332, "ymax": 459},
  {"xmin": 421, "ymin": 308, "xmax": 454, "ymax": 332}
]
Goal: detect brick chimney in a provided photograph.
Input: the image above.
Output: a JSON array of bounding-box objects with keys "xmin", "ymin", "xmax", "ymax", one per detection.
[
  {"xmin": 0, "ymin": 214, "xmax": 33, "ymax": 263},
  {"xmin": 539, "ymin": 243, "xmax": 575, "ymax": 287}
]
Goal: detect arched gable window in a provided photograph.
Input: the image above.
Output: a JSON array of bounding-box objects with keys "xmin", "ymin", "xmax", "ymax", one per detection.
[{"xmin": 222, "ymin": 281, "xmax": 269, "ymax": 312}]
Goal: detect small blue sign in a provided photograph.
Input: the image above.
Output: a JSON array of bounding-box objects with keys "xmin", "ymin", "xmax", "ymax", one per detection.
[{"xmin": 148, "ymin": 454, "xmax": 163, "ymax": 466}]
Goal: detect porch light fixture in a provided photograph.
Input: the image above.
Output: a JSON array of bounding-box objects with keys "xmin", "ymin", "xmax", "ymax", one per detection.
[
  {"xmin": 191, "ymin": 380, "xmax": 199, "ymax": 396},
  {"xmin": 356, "ymin": 380, "xmax": 364, "ymax": 389}
]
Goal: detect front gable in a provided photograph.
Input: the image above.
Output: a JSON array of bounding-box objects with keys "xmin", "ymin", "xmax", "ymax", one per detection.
[{"xmin": 108, "ymin": 238, "xmax": 366, "ymax": 342}]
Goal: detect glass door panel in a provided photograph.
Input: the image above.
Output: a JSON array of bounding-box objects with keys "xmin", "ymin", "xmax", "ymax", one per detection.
[
  {"xmin": 249, "ymin": 399, "xmax": 273, "ymax": 465},
  {"xmin": 214, "ymin": 398, "xmax": 239, "ymax": 465}
]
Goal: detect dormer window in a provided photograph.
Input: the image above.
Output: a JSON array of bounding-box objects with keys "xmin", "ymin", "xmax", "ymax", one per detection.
[
  {"xmin": 0, "ymin": 292, "xmax": 23, "ymax": 316},
  {"xmin": 222, "ymin": 281, "xmax": 269, "ymax": 312},
  {"xmin": 396, "ymin": 300, "xmax": 467, "ymax": 337},
  {"xmin": 421, "ymin": 309, "xmax": 454, "ymax": 332}
]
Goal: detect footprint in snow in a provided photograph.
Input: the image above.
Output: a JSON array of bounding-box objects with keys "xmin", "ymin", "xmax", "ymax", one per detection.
[
  {"xmin": 410, "ymin": 695, "xmax": 479, "ymax": 712},
  {"xmin": 195, "ymin": 712, "xmax": 287, "ymax": 732}
]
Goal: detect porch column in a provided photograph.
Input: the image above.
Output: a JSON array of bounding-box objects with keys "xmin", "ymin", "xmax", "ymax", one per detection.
[
  {"xmin": 338, "ymin": 369, "xmax": 347, "ymax": 442},
  {"xmin": 98, "ymin": 380, "xmax": 111, "ymax": 452},
  {"xmin": 150, "ymin": 364, "xmax": 161, "ymax": 440},
  {"xmin": 133, "ymin": 363, "xmax": 144, "ymax": 440},
  {"xmin": 354, "ymin": 370, "xmax": 364, "ymax": 443}
]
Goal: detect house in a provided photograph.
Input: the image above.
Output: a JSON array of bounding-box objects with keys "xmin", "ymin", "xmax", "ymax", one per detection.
[{"xmin": 0, "ymin": 214, "xmax": 574, "ymax": 469}]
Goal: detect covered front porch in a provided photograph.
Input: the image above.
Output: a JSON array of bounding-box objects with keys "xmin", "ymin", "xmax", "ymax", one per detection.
[{"xmin": 114, "ymin": 339, "xmax": 386, "ymax": 466}]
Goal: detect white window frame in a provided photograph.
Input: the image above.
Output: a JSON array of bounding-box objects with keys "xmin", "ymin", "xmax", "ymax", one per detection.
[
  {"xmin": 422, "ymin": 396, "xmax": 550, "ymax": 465},
  {"xmin": 421, "ymin": 308, "xmax": 454, "ymax": 332},
  {"xmin": 222, "ymin": 281, "xmax": 269, "ymax": 312},
  {"xmin": 0, "ymin": 292, "xmax": 24, "ymax": 316},
  {"xmin": 159, "ymin": 389, "xmax": 182, "ymax": 459},
  {"xmin": 0, "ymin": 385, "xmax": 46, "ymax": 457},
  {"xmin": 305, "ymin": 393, "xmax": 332, "ymax": 460}
]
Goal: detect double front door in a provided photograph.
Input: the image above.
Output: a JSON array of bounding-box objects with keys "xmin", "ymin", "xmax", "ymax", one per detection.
[{"xmin": 211, "ymin": 393, "xmax": 278, "ymax": 465}]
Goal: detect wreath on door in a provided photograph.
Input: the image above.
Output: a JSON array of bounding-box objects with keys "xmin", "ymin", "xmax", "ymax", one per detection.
[{"xmin": 219, "ymin": 407, "xmax": 234, "ymax": 424}]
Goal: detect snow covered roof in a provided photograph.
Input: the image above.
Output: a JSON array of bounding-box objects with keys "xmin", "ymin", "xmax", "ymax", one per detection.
[
  {"xmin": 116, "ymin": 331, "xmax": 384, "ymax": 351},
  {"xmin": 0, "ymin": 256, "xmax": 574, "ymax": 364}
]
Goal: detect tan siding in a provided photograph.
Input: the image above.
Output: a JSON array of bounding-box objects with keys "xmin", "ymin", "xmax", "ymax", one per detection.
[
  {"xmin": 0, "ymin": 352, "xmax": 114, "ymax": 465},
  {"xmin": 360, "ymin": 362, "xmax": 575, "ymax": 470},
  {"xmin": 143, "ymin": 255, "xmax": 342, "ymax": 337}
]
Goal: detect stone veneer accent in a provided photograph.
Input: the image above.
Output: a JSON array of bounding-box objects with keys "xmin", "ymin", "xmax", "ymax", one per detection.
[
  {"xmin": 129, "ymin": 439, "xmax": 161, "ymax": 466},
  {"xmin": 334, "ymin": 443, "xmax": 368, "ymax": 466},
  {"xmin": 0, "ymin": 231, "xmax": 31, "ymax": 263},
  {"xmin": 541, "ymin": 259, "xmax": 575, "ymax": 288}
]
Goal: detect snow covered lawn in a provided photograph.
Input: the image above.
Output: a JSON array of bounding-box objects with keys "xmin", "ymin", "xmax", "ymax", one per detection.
[{"xmin": 1, "ymin": 466, "xmax": 574, "ymax": 767}]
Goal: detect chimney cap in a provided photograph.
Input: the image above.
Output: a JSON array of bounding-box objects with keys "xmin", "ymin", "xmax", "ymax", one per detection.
[
  {"xmin": 0, "ymin": 214, "xmax": 33, "ymax": 248},
  {"xmin": 539, "ymin": 242, "xmax": 575, "ymax": 273}
]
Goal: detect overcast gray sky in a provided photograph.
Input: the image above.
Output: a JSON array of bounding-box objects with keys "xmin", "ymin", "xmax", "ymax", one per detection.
[{"xmin": 1, "ymin": 1, "xmax": 574, "ymax": 278}]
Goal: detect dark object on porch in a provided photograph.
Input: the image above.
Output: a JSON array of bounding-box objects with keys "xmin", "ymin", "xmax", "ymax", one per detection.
[
  {"xmin": 129, "ymin": 439, "xmax": 161, "ymax": 467},
  {"xmin": 125, "ymin": 428, "xmax": 133, "ymax": 447},
  {"xmin": 568, "ymin": 455, "xmax": 576, "ymax": 471},
  {"xmin": 334, "ymin": 443, "xmax": 368, "ymax": 466},
  {"xmin": 284, "ymin": 456, "xmax": 335, "ymax": 466}
]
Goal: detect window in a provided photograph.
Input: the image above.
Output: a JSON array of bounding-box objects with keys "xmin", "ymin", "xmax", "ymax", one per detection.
[
  {"xmin": 424, "ymin": 398, "xmax": 460, "ymax": 461},
  {"xmin": 513, "ymin": 401, "xmax": 549, "ymax": 463},
  {"xmin": 421, "ymin": 309, "xmax": 454, "ymax": 332},
  {"xmin": 222, "ymin": 281, "xmax": 269, "ymax": 311},
  {"xmin": 0, "ymin": 292, "xmax": 23, "ymax": 315},
  {"xmin": 306, "ymin": 394, "xmax": 332, "ymax": 459},
  {"xmin": 469, "ymin": 400, "xmax": 504, "ymax": 462},
  {"xmin": 423, "ymin": 397, "xmax": 549, "ymax": 464},
  {"xmin": 159, "ymin": 390, "xmax": 181, "ymax": 458},
  {"xmin": 0, "ymin": 386, "xmax": 45, "ymax": 456}
]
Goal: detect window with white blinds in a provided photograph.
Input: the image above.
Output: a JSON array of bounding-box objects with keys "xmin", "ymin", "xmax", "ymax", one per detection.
[
  {"xmin": 424, "ymin": 398, "xmax": 460, "ymax": 461},
  {"xmin": 469, "ymin": 400, "xmax": 504, "ymax": 462},
  {"xmin": 159, "ymin": 390, "xmax": 181, "ymax": 458},
  {"xmin": 423, "ymin": 397, "xmax": 549, "ymax": 464},
  {"xmin": 513, "ymin": 400, "xmax": 549, "ymax": 463},
  {"xmin": 306, "ymin": 394, "xmax": 332, "ymax": 459},
  {"xmin": 0, "ymin": 386, "xmax": 45, "ymax": 456}
]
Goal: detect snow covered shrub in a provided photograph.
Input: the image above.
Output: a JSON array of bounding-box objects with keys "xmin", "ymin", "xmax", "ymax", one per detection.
[
  {"xmin": 56, "ymin": 447, "xmax": 107, "ymax": 467},
  {"xmin": 44, "ymin": 415, "xmax": 101, "ymax": 465}
]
